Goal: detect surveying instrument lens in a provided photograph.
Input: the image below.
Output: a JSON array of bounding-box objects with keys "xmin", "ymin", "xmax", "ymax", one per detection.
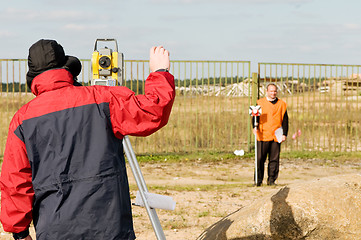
[{"xmin": 99, "ymin": 56, "xmax": 111, "ymax": 68}]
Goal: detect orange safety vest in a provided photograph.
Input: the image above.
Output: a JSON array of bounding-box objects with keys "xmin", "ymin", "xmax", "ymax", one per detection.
[{"xmin": 256, "ymin": 97, "xmax": 287, "ymax": 142}]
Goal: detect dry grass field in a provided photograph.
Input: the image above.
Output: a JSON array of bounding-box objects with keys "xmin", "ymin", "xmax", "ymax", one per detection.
[
  {"xmin": 3, "ymin": 91, "xmax": 361, "ymax": 157},
  {"xmin": 1, "ymin": 154, "xmax": 361, "ymax": 240}
]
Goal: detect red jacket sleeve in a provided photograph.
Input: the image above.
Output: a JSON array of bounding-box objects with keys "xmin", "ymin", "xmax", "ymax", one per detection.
[
  {"xmin": 0, "ymin": 116, "xmax": 34, "ymax": 233},
  {"xmin": 109, "ymin": 71, "xmax": 175, "ymax": 138}
]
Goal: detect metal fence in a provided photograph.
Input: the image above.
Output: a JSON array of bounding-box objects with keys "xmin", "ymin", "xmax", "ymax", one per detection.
[
  {"xmin": 258, "ymin": 63, "xmax": 361, "ymax": 152},
  {"xmin": 0, "ymin": 59, "xmax": 252, "ymax": 155},
  {"xmin": 2, "ymin": 59, "xmax": 361, "ymax": 155}
]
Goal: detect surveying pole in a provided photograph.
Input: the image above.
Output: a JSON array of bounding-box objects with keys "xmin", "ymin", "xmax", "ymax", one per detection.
[
  {"xmin": 249, "ymin": 105, "xmax": 261, "ymax": 186},
  {"xmin": 91, "ymin": 39, "xmax": 167, "ymax": 240}
]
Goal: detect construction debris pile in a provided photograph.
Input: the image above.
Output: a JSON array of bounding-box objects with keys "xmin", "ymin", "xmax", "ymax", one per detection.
[{"xmin": 176, "ymin": 74, "xmax": 361, "ymax": 97}]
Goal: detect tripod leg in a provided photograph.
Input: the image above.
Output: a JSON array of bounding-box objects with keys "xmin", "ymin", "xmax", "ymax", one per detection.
[{"xmin": 123, "ymin": 136, "xmax": 166, "ymax": 240}]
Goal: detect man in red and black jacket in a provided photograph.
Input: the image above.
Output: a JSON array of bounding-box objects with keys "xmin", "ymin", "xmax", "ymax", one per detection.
[{"xmin": 0, "ymin": 39, "xmax": 175, "ymax": 240}]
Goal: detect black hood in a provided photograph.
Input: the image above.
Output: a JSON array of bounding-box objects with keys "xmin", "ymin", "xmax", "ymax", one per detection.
[{"xmin": 26, "ymin": 39, "xmax": 82, "ymax": 88}]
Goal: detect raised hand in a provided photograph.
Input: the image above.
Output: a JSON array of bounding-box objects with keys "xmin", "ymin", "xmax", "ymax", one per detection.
[{"xmin": 149, "ymin": 46, "xmax": 170, "ymax": 72}]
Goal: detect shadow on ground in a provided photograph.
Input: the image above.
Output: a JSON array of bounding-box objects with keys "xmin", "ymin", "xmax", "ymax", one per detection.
[{"xmin": 197, "ymin": 187, "xmax": 307, "ymax": 240}]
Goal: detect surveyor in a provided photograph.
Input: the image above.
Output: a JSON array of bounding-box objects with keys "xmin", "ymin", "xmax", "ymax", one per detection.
[
  {"xmin": 253, "ymin": 83, "xmax": 288, "ymax": 186},
  {"xmin": 0, "ymin": 39, "xmax": 175, "ymax": 240}
]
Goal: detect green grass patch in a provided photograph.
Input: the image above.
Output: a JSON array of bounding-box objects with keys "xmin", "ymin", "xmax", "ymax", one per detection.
[
  {"xmin": 128, "ymin": 151, "xmax": 253, "ymax": 163},
  {"xmin": 281, "ymin": 150, "xmax": 361, "ymax": 162},
  {"xmin": 2, "ymin": 150, "xmax": 360, "ymax": 171},
  {"xmin": 128, "ymin": 150, "xmax": 361, "ymax": 165},
  {"xmin": 198, "ymin": 210, "xmax": 210, "ymax": 217}
]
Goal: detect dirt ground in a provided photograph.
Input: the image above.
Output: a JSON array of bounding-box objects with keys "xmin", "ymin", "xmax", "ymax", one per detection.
[{"xmin": 1, "ymin": 156, "xmax": 361, "ymax": 240}]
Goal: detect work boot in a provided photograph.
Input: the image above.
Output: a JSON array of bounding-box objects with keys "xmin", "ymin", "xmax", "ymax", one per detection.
[{"xmin": 267, "ymin": 181, "xmax": 276, "ymax": 186}]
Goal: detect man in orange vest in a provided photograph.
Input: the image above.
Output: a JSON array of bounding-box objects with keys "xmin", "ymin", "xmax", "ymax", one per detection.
[{"xmin": 253, "ymin": 83, "xmax": 288, "ymax": 186}]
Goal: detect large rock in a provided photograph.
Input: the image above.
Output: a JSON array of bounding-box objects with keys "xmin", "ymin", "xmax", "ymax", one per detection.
[{"xmin": 198, "ymin": 174, "xmax": 361, "ymax": 240}]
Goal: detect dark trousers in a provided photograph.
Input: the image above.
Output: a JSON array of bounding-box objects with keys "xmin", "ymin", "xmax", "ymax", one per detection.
[{"xmin": 256, "ymin": 140, "xmax": 281, "ymax": 184}]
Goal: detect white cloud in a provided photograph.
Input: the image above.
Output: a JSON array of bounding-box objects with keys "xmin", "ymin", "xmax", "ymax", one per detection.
[
  {"xmin": 44, "ymin": 10, "xmax": 90, "ymax": 20},
  {"xmin": 150, "ymin": 0, "xmax": 312, "ymax": 4},
  {"xmin": 0, "ymin": 30, "xmax": 15, "ymax": 38},
  {"xmin": 2, "ymin": 8, "xmax": 38, "ymax": 21},
  {"xmin": 1, "ymin": 7, "xmax": 93, "ymax": 22},
  {"xmin": 62, "ymin": 24, "xmax": 107, "ymax": 31},
  {"xmin": 344, "ymin": 23, "xmax": 361, "ymax": 30}
]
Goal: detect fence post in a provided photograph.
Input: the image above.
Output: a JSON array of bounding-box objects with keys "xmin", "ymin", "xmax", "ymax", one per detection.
[
  {"xmin": 251, "ymin": 72, "xmax": 259, "ymax": 105},
  {"xmin": 248, "ymin": 72, "xmax": 259, "ymax": 151}
]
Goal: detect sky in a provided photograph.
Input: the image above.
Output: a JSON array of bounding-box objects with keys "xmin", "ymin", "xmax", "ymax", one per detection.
[{"xmin": 1, "ymin": 0, "xmax": 361, "ymax": 72}]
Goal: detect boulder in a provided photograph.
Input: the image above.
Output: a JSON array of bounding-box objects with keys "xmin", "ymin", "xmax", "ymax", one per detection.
[{"xmin": 198, "ymin": 174, "xmax": 361, "ymax": 240}]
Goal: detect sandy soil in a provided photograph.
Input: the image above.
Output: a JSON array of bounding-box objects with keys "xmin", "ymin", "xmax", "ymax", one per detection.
[{"xmin": 1, "ymin": 157, "xmax": 360, "ymax": 240}]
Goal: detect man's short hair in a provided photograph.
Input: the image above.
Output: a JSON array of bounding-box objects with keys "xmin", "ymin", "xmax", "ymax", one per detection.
[{"xmin": 266, "ymin": 83, "xmax": 277, "ymax": 91}]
